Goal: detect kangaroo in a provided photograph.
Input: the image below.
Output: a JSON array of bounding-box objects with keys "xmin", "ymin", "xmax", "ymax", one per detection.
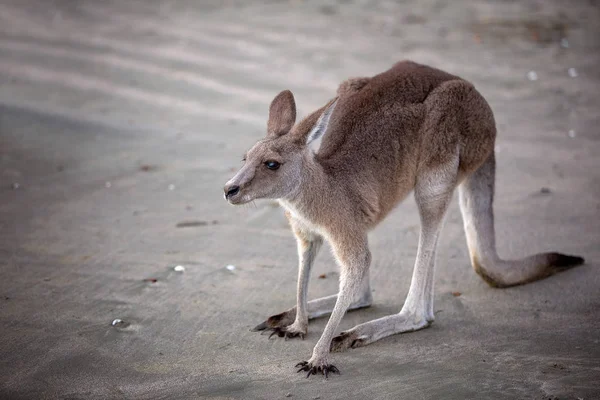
[{"xmin": 223, "ymin": 61, "xmax": 584, "ymax": 378}]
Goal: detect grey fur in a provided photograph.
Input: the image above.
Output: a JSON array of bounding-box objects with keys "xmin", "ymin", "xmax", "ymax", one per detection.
[{"xmin": 224, "ymin": 61, "xmax": 584, "ymax": 377}]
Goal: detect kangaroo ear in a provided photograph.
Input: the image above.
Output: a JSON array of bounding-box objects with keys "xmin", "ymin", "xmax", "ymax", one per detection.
[
  {"xmin": 267, "ymin": 90, "xmax": 296, "ymax": 137},
  {"xmin": 306, "ymin": 98, "xmax": 338, "ymax": 146}
]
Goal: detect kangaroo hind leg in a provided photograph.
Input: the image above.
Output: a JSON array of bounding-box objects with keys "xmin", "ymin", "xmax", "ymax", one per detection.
[
  {"xmin": 331, "ymin": 155, "xmax": 459, "ymax": 351},
  {"xmin": 251, "ymin": 275, "xmax": 373, "ymax": 335}
]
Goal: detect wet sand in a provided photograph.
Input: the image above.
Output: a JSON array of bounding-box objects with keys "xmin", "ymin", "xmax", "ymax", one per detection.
[{"xmin": 0, "ymin": 0, "xmax": 599, "ymax": 399}]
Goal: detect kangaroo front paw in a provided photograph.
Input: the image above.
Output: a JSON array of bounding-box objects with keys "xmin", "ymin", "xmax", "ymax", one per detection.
[
  {"xmin": 295, "ymin": 359, "xmax": 340, "ymax": 378},
  {"xmin": 251, "ymin": 309, "xmax": 296, "ymax": 332}
]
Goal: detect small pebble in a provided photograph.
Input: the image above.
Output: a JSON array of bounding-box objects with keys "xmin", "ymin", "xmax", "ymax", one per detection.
[
  {"xmin": 285, "ymin": 394, "xmax": 292, "ymax": 398},
  {"xmin": 526, "ymin": 71, "xmax": 538, "ymax": 81},
  {"xmin": 111, "ymin": 319, "xmax": 123, "ymax": 326},
  {"xmin": 105, "ymin": 181, "xmax": 112, "ymax": 188},
  {"xmin": 568, "ymin": 129, "xmax": 576, "ymax": 138},
  {"xmin": 139, "ymin": 165, "xmax": 156, "ymax": 172},
  {"xmin": 168, "ymin": 184, "xmax": 176, "ymax": 191},
  {"xmin": 568, "ymin": 67, "xmax": 578, "ymax": 78},
  {"xmin": 560, "ymin": 38, "xmax": 569, "ymax": 48},
  {"xmin": 174, "ymin": 265, "xmax": 185, "ymax": 272},
  {"xmin": 540, "ymin": 187, "xmax": 552, "ymax": 194},
  {"xmin": 226, "ymin": 265, "xmax": 236, "ymax": 271},
  {"xmin": 176, "ymin": 221, "xmax": 208, "ymax": 228},
  {"xmin": 11, "ymin": 183, "xmax": 20, "ymax": 189}
]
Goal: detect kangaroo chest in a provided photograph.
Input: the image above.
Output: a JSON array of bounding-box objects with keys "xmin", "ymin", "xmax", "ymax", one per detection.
[{"xmin": 278, "ymin": 199, "xmax": 329, "ymax": 237}]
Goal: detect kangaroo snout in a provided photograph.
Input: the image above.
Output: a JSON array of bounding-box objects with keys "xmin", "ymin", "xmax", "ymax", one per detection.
[
  {"xmin": 224, "ymin": 184, "xmax": 240, "ymax": 199},
  {"xmin": 224, "ymin": 181, "xmax": 241, "ymax": 202}
]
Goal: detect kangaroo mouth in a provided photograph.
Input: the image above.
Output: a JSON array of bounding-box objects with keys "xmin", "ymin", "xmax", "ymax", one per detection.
[{"xmin": 226, "ymin": 195, "xmax": 244, "ymax": 205}]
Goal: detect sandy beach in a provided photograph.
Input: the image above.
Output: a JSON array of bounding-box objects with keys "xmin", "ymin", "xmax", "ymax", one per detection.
[{"xmin": 0, "ymin": 0, "xmax": 599, "ymax": 398}]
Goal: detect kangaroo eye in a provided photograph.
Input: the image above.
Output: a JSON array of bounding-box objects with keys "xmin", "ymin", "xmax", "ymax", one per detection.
[{"xmin": 265, "ymin": 160, "xmax": 280, "ymax": 170}]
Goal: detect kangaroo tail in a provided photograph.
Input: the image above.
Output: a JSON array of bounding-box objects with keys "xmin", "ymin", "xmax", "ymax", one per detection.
[{"xmin": 458, "ymin": 151, "xmax": 584, "ymax": 288}]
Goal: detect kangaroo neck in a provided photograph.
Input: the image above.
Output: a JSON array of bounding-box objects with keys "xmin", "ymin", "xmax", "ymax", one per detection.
[{"xmin": 280, "ymin": 154, "xmax": 333, "ymax": 225}]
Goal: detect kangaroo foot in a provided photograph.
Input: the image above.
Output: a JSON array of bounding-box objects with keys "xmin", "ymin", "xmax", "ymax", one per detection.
[
  {"xmin": 251, "ymin": 309, "xmax": 296, "ymax": 332},
  {"xmin": 266, "ymin": 319, "xmax": 307, "ymax": 339}
]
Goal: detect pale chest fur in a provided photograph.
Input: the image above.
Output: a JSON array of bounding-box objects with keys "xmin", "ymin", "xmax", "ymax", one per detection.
[{"xmin": 278, "ymin": 199, "xmax": 328, "ymax": 238}]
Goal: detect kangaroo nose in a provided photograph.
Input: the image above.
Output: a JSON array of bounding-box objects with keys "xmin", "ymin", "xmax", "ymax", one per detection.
[{"xmin": 225, "ymin": 184, "xmax": 240, "ymax": 198}]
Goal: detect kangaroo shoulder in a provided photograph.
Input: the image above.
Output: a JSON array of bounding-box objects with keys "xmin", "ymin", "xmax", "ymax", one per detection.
[{"xmin": 337, "ymin": 77, "xmax": 371, "ymax": 97}]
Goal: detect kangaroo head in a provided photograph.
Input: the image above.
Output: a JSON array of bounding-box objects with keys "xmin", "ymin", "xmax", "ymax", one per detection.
[{"xmin": 224, "ymin": 90, "xmax": 337, "ymax": 205}]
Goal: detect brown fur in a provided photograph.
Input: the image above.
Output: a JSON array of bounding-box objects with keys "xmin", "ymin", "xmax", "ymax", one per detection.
[
  {"xmin": 224, "ymin": 60, "xmax": 584, "ymax": 376},
  {"xmin": 284, "ymin": 61, "xmax": 493, "ymax": 229},
  {"xmin": 267, "ymin": 90, "xmax": 296, "ymax": 137}
]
